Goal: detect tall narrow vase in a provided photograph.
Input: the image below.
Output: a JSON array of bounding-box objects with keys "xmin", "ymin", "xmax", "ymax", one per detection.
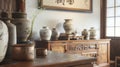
[{"xmin": 0, "ymin": 20, "xmax": 8, "ymax": 62}]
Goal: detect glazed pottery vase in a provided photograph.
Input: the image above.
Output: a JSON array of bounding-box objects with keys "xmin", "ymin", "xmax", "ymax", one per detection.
[
  {"xmin": 11, "ymin": 12, "xmax": 31, "ymax": 43},
  {"xmin": 0, "ymin": 12, "xmax": 17, "ymax": 59},
  {"xmin": 0, "ymin": 20, "xmax": 8, "ymax": 62},
  {"xmin": 63, "ymin": 19, "xmax": 73, "ymax": 35},
  {"xmin": 40, "ymin": 26, "xmax": 52, "ymax": 41},
  {"xmin": 51, "ymin": 28, "xmax": 59, "ymax": 41},
  {"xmin": 89, "ymin": 27, "xmax": 96, "ymax": 40},
  {"xmin": 82, "ymin": 29, "xmax": 88, "ymax": 40}
]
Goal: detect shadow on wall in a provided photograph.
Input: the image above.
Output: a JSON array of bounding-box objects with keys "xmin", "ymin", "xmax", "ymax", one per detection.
[{"xmin": 55, "ymin": 22, "xmax": 65, "ymax": 33}]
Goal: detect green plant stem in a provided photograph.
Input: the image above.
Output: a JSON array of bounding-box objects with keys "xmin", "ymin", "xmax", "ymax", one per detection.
[{"xmin": 28, "ymin": 9, "xmax": 44, "ymax": 40}]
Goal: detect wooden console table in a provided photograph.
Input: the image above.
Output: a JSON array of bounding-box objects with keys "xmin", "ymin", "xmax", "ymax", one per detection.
[
  {"xmin": 0, "ymin": 51, "xmax": 95, "ymax": 67},
  {"xmin": 35, "ymin": 39, "xmax": 110, "ymax": 65}
]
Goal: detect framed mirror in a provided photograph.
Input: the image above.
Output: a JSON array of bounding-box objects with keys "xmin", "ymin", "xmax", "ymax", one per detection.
[{"xmin": 38, "ymin": 0, "xmax": 92, "ymax": 12}]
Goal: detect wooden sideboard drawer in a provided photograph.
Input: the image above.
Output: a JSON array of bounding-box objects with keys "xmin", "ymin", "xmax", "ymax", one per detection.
[{"xmin": 35, "ymin": 39, "xmax": 110, "ymax": 65}]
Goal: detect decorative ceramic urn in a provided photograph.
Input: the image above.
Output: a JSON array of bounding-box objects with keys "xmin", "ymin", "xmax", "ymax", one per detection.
[
  {"xmin": 63, "ymin": 19, "xmax": 73, "ymax": 35},
  {"xmin": 40, "ymin": 26, "xmax": 52, "ymax": 41},
  {"xmin": 11, "ymin": 12, "xmax": 31, "ymax": 43},
  {"xmin": 0, "ymin": 20, "xmax": 8, "ymax": 62}
]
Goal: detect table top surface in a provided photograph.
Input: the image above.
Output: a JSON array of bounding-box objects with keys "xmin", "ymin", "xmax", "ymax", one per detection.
[{"xmin": 0, "ymin": 51, "xmax": 96, "ymax": 67}]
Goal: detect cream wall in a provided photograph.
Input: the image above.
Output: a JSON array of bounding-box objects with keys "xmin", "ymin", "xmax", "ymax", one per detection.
[{"xmin": 26, "ymin": 0, "xmax": 100, "ymax": 40}]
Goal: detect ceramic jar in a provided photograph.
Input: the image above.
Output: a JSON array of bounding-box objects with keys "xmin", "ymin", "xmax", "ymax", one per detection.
[
  {"xmin": 63, "ymin": 19, "xmax": 73, "ymax": 35},
  {"xmin": 36, "ymin": 48, "xmax": 47, "ymax": 57},
  {"xmin": 82, "ymin": 29, "xmax": 88, "ymax": 40},
  {"xmin": 2, "ymin": 19, "xmax": 17, "ymax": 59},
  {"xmin": 11, "ymin": 12, "xmax": 31, "ymax": 43},
  {"xmin": 0, "ymin": 20, "xmax": 8, "ymax": 62},
  {"xmin": 12, "ymin": 41, "xmax": 35, "ymax": 61},
  {"xmin": 51, "ymin": 28, "xmax": 59, "ymax": 41},
  {"xmin": 40, "ymin": 26, "xmax": 52, "ymax": 41},
  {"xmin": 89, "ymin": 27, "xmax": 96, "ymax": 40}
]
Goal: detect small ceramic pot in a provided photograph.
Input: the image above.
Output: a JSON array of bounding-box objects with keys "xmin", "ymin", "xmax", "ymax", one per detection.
[
  {"xmin": 89, "ymin": 27, "xmax": 96, "ymax": 40},
  {"xmin": 51, "ymin": 28, "xmax": 59, "ymax": 41},
  {"xmin": 36, "ymin": 48, "xmax": 47, "ymax": 57},
  {"xmin": 40, "ymin": 26, "xmax": 52, "ymax": 41},
  {"xmin": 82, "ymin": 29, "xmax": 88, "ymax": 40},
  {"xmin": 12, "ymin": 42, "xmax": 35, "ymax": 61}
]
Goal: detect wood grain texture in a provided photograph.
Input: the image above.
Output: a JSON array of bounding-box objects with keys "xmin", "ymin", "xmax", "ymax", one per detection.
[{"xmin": 0, "ymin": 51, "xmax": 95, "ymax": 67}]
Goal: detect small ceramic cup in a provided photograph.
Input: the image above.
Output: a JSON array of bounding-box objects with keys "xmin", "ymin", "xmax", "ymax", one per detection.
[{"xmin": 36, "ymin": 48, "xmax": 47, "ymax": 57}]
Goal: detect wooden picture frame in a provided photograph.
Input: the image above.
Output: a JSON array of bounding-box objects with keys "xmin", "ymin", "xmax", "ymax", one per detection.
[{"xmin": 38, "ymin": 0, "xmax": 92, "ymax": 12}]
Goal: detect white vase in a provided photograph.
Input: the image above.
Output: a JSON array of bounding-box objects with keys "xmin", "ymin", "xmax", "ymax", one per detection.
[
  {"xmin": 63, "ymin": 19, "xmax": 73, "ymax": 34},
  {"xmin": 0, "ymin": 20, "xmax": 8, "ymax": 62},
  {"xmin": 40, "ymin": 26, "xmax": 52, "ymax": 41}
]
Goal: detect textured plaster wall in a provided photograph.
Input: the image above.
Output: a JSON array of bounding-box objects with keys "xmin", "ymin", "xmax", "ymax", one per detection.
[{"xmin": 26, "ymin": 0, "xmax": 100, "ymax": 40}]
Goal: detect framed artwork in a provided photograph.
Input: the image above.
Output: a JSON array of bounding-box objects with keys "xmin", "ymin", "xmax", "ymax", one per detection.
[{"xmin": 38, "ymin": 0, "xmax": 92, "ymax": 12}]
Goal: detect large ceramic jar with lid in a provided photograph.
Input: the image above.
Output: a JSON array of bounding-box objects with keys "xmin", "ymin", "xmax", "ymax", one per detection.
[
  {"xmin": 63, "ymin": 19, "xmax": 73, "ymax": 35},
  {"xmin": 11, "ymin": 12, "xmax": 31, "ymax": 43},
  {"xmin": 40, "ymin": 26, "xmax": 52, "ymax": 41},
  {"xmin": 0, "ymin": 20, "xmax": 8, "ymax": 62}
]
